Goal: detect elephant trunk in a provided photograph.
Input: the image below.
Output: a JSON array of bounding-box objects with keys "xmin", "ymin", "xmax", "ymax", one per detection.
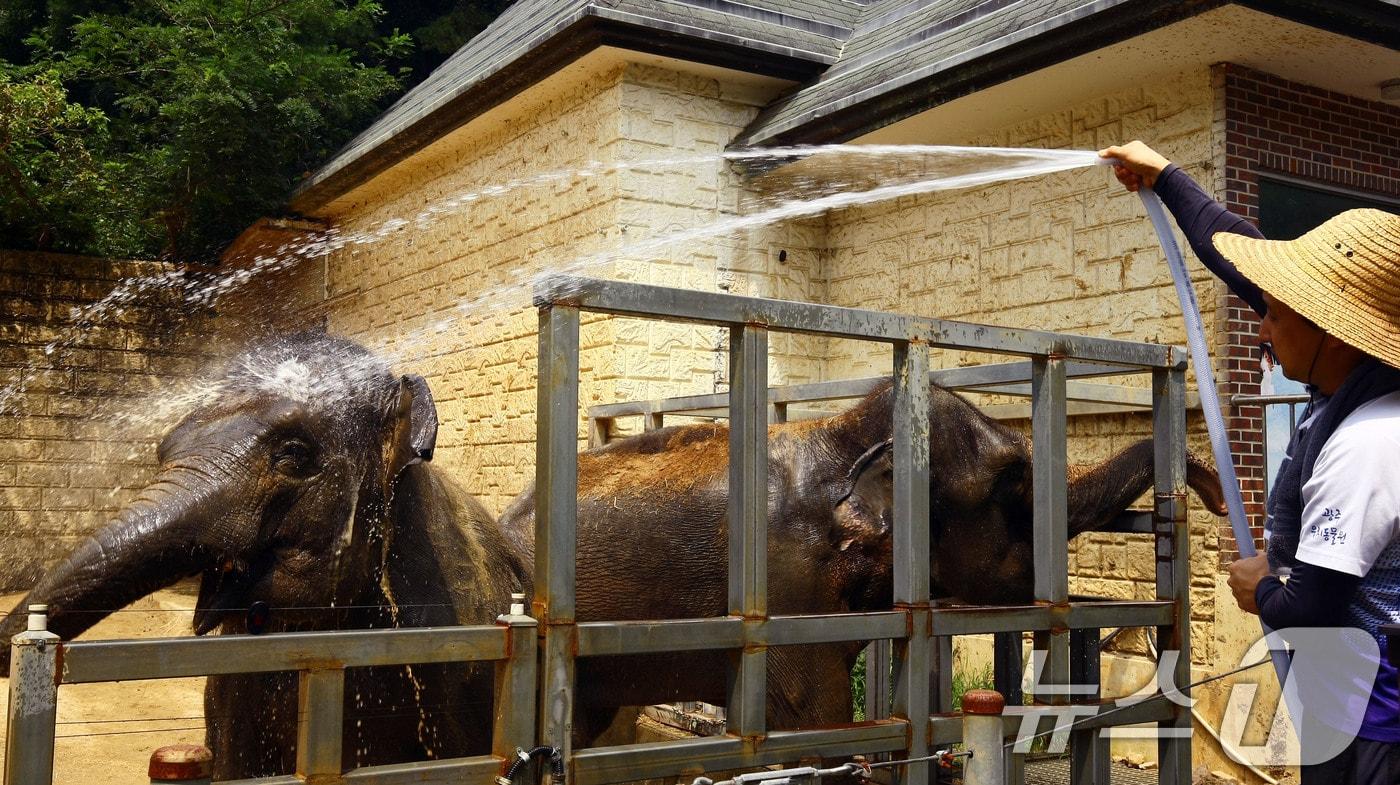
[
  {"xmin": 1064, "ymin": 438, "xmax": 1227, "ymax": 535},
  {"xmin": 0, "ymin": 471, "xmax": 229, "ymax": 674}
]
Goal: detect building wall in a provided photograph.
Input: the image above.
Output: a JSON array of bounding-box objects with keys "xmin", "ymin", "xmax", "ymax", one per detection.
[
  {"xmin": 0, "ymin": 251, "xmax": 206, "ymax": 592},
  {"xmin": 824, "ymin": 68, "xmax": 1225, "ymax": 665},
  {"xmin": 1216, "ymin": 63, "xmax": 1400, "ymax": 565},
  {"xmin": 311, "ymin": 55, "xmax": 814, "ymax": 514}
]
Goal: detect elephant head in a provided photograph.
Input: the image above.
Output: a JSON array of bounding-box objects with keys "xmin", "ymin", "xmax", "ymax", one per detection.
[
  {"xmin": 827, "ymin": 381, "xmax": 1228, "ymax": 604},
  {"xmin": 0, "ymin": 331, "xmax": 441, "ymax": 667}
]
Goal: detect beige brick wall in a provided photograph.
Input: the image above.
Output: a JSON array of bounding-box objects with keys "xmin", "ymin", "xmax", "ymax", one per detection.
[
  {"xmin": 313, "ymin": 56, "xmax": 815, "ymax": 513},
  {"xmin": 821, "ymin": 69, "xmax": 1226, "ymax": 665},
  {"xmin": 0, "ymin": 251, "xmax": 207, "ymax": 592},
  {"xmin": 311, "ymin": 62, "xmax": 1233, "ymax": 666}
]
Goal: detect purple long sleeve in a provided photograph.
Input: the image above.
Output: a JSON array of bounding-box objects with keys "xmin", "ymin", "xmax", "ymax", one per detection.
[
  {"xmin": 1254, "ymin": 562, "xmax": 1360, "ymax": 629},
  {"xmin": 1152, "ymin": 164, "xmax": 1267, "ymax": 317}
]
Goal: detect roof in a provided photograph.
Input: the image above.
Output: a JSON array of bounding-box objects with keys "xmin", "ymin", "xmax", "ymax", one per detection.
[{"xmin": 288, "ymin": 0, "xmax": 1399, "ymax": 214}]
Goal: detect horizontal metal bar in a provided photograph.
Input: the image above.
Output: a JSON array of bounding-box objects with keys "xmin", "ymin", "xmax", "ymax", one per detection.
[
  {"xmin": 1231, "ymin": 394, "xmax": 1310, "ymax": 406},
  {"xmin": 537, "ymin": 276, "xmax": 1180, "ymax": 367},
  {"xmin": 1067, "ymin": 602, "xmax": 1174, "ymax": 630},
  {"xmin": 928, "ymin": 697, "xmax": 1176, "ymax": 744},
  {"xmin": 588, "ymin": 365, "xmax": 1170, "ymax": 422},
  {"xmin": 577, "ymin": 618, "xmax": 744, "ymax": 657},
  {"xmin": 571, "ymin": 721, "xmax": 909, "ymax": 785},
  {"xmin": 341, "ymin": 755, "xmax": 503, "ymax": 784},
  {"xmin": 759, "ymin": 612, "xmax": 907, "ymax": 647},
  {"xmin": 930, "ymin": 601, "xmax": 1173, "ymax": 636},
  {"xmin": 61, "ymin": 626, "xmax": 508, "ymax": 684},
  {"xmin": 930, "ymin": 360, "xmax": 1140, "ymax": 388},
  {"xmin": 967, "ymin": 381, "xmax": 1199, "ymax": 410},
  {"xmin": 222, "ymin": 777, "xmax": 302, "ymax": 785},
  {"xmin": 577, "ymin": 612, "xmax": 909, "ymax": 657}
]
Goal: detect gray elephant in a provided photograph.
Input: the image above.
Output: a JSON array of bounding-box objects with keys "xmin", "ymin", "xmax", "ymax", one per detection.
[
  {"xmin": 0, "ymin": 333, "xmax": 526, "ymax": 779},
  {"xmin": 499, "ymin": 379, "xmax": 1227, "ymax": 740}
]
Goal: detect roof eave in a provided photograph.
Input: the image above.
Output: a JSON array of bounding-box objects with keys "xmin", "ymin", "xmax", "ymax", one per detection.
[
  {"xmin": 735, "ymin": 0, "xmax": 1397, "ymax": 148},
  {"xmin": 287, "ymin": 9, "xmax": 831, "ymax": 216}
]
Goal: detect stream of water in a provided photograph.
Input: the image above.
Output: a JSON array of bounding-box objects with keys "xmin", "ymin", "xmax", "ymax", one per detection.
[{"xmin": 2, "ymin": 144, "xmax": 1106, "ymax": 443}]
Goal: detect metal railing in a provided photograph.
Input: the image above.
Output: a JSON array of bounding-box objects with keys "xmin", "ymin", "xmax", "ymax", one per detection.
[
  {"xmin": 533, "ymin": 275, "xmax": 1194, "ymax": 785},
  {"xmin": 6, "ymin": 275, "xmax": 1196, "ymax": 785},
  {"xmin": 1231, "ymin": 392, "xmax": 1310, "ymax": 512},
  {"xmin": 5, "ymin": 611, "xmax": 538, "ymax": 785},
  {"xmin": 586, "ymin": 362, "xmax": 1201, "ymax": 445}
]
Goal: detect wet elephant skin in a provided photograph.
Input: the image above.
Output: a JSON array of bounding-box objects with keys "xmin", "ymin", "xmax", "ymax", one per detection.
[
  {"xmin": 500, "ymin": 380, "xmax": 1227, "ymax": 741},
  {"xmin": 0, "ymin": 333, "xmax": 526, "ymax": 779}
]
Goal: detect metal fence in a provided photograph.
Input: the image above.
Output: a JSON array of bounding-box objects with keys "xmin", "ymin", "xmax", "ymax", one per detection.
[
  {"xmin": 1231, "ymin": 392, "xmax": 1310, "ymax": 511},
  {"xmin": 582, "ymin": 351, "xmax": 1194, "ymax": 738},
  {"xmin": 4, "ymin": 604, "xmax": 538, "ymax": 784},
  {"xmin": 6, "ymin": 275, "xmax": 1197, "ymax": 785},
  {"xmin": 533, "ymin": 275, "xmax": 1194, "ymax": 785}
]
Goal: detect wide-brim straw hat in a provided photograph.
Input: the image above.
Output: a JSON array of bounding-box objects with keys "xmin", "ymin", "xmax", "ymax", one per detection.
[{"xmin": 1213, "ymin": 208, "xmax": 1400, "ymax": 369}]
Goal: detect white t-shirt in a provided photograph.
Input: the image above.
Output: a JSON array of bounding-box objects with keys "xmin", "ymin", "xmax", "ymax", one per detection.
[{"xmin": 1296, "ymin": 390, "xmax": 1400, "ymax": 577}]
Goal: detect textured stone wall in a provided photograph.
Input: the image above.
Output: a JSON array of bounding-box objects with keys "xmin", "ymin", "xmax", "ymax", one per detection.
[
  {"xmin": 822, "ymin": 69, "xmax": 1225, "ymax": 664},
  {"xmin": 0, "ymin": 251, "xmax": 206, "ymax": 591},
  {"xmin": 314, "ymin": 57, "xmax": 808, "ymax": 513}
]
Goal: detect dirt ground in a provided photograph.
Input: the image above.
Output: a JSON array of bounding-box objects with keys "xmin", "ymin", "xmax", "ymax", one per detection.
[{"xmin": 0, "ymin": 584, "xmax": 206, "ymax": 784}]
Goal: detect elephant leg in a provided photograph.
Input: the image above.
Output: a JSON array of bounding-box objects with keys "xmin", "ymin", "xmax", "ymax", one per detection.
[
  {"xmin": 766, "ymin": 646, "xmax": 857, "ymax": 730},
  {"xmin": 206, "ymin": 672, "xmax": 299, "ymax": 779}
]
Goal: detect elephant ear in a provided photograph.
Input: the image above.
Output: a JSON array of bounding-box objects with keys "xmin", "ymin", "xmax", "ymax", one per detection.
[
  {"xmin": 387, "ymin": 374, "xmax": 438, "ymax": 477},
  {"xmin": 832, "ymin": 439, "xmax": 894, "ymax": 551}
]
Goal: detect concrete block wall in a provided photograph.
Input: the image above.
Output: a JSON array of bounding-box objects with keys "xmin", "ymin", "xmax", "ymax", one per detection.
[
  {"xmin": 315, "ymin": 56, "xmax": 805, "ymax": 512},
  {"xmin": 608, "ymin": 65, "xmax": 829, "ymax": 419},
  {"xmin": 821, "ymin": 68, "xmax": 1226, "ymax": 665},
  {"xmin": 0, "ymin": 251, "xmax": 207, "ymax": 591}
]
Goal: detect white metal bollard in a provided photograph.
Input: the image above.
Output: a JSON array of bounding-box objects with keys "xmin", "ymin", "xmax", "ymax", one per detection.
[
  {"xmin": 961, "ymin": 689, "xmax": 1005, "ymax": 785},
  {"xmin": 5, "ymin": 605, "xmax": 60, "ymax": 785}
]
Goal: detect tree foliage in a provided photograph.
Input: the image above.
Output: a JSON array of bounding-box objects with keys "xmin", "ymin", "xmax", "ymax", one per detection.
[
  {"xmin": 1, "ymin": 0, "xmax": 507, "ymax": 261},
  {"xmin": 0, "ymin": 67, "xmax": 124, "ymax": 254}
]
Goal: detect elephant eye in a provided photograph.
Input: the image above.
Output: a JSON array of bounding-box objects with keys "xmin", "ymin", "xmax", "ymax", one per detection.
[{"xmin": 272, "ymin": 440, "xmax": 318, "ymax": 478}]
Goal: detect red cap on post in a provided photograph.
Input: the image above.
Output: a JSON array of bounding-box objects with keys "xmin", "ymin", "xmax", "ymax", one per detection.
[
  {"xmin": 960, "ymin": 689, "xmax": 1006, "ymax": 716},
  {"xmin": 149, "ymin": 744, "xmax": 213, "ymax": 781}
]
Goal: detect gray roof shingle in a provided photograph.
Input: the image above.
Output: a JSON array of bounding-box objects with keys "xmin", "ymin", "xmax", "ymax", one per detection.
[{"xmin": 289, "ymin": 0, "xmax": 1398, "ymax": 212}]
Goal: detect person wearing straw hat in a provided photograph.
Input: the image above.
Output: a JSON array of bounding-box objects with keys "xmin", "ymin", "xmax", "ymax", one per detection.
[{"xmin": 1102, "ymin": 141, "xmax": 1400, "ymax": 784}]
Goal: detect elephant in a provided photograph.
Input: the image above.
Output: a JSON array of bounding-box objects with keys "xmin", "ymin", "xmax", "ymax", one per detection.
[
  {"xmin": 498, "ymin": 378, "xmax": 1227, "ymax": 741},
  {"xmin": 0, "ymin": 332, "xmax": 527, "ymax": 780}
]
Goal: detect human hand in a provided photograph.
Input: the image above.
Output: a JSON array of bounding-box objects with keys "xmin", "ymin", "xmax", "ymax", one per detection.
[
  {"xmin": 1226, "ymin": 554, "xmax": 1270, "ymax": 615},
  {"xmin": 1098, "ymin": 141, "xmax": 1172, "ymax": 192}
]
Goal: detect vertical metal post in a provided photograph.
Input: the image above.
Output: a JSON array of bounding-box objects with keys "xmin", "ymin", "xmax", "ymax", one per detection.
[
  {"xmin": 728, "ymin": 324, "xmax": 769, "ymax": 738},
  {"xmin": 961, "ymin": 691, "xmax": 1006, "ymax": 785},
  {"xmin": 1153, "ymin": 366, "xmax": 1191, "ymax": 785},
  {"xmin": 891, "ymin": 340, "xmax": 931, "ymax": 785},
  {"xmin": 1069, "ymin": 629, "xmax": 1108, "ymax": 785},
  {"xmin": 993, "ymin": 633, "xmax": 1023, "ymax": 706},
  {"xmin": 1031, "ymin": 355, "xmax": 1070, "ymax": 710},
  {"xmin": 5, "ymin": 607, "xmax": 59, "ymax": 785},
  {"xmin": 537, "ymin": 305, "xmax": 581, "ymax": 767},
  {"xmin": 495, "ymin": 606, "xmax": 540, "ymax": 762},
  {"xmin": 864, "ymin": 640, "xmax": 892, "ymax": 720},
  {"xmin": 296, "ymin": 668, "xmax": 345, "ymax": 779},
  {"xmin": 770, "ymin": 402, "xmax": 788, "ymax": 424},
  {"xmin": 930, "ymin": 636, "xmax": 954, "ymax": 714}
]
